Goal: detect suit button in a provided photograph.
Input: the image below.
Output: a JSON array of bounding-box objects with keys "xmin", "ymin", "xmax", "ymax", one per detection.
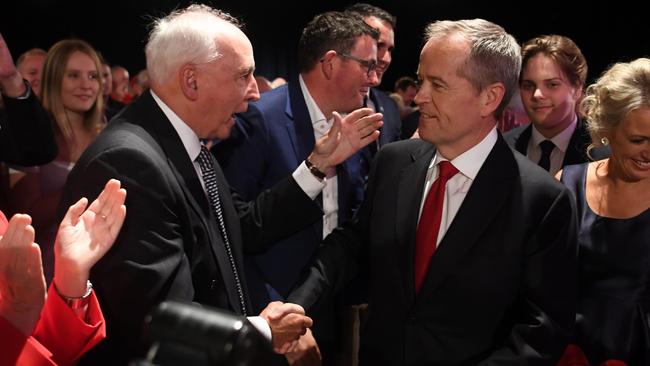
[{"xmin": 210, "ymin": 279, "xmax": 218, "ymax": 290}]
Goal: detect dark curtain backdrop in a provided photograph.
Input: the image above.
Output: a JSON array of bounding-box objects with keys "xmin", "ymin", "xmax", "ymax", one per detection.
[{"xmin": 1, "ymin": 0, "xmax": 648, "ymax": 92}]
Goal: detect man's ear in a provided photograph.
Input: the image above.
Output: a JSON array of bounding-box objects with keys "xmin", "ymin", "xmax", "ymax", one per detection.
[
  {"xmin": 180, "ymin": 64, "xmax": 199, "ymax": 100},
  {"xmin": 481, "ymin": 82, "xmax": 506, "ymax": 118},
  {"xmin": 320, "ymin": 50, "xmax": 337, "ymax": 80}
]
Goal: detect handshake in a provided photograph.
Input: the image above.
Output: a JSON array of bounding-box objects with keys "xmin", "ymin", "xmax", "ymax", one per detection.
[{"xmin": 259, "ymin": 301, "xmax": 314, "ymax": 354}]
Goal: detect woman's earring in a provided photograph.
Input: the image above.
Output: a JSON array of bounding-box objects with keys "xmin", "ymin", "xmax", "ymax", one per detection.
[{"xmin": 601, "ymin": 137, "xmax": 609, "ymax": 146}]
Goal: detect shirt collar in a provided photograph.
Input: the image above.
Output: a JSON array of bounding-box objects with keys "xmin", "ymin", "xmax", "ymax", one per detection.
[
  {"xmin": 151, "ymin": 90, "xmax": 202, "ymax": 162},
  {"xmin": 432, "ymin": 126, "xmax": 498, "ymax": 181},
  {"xmin": 299, "ymin": 74, "xmax": 328, "ymax": 126},
  {"xmin": 530, "ymin": 115, "xmax": 577, "ymax": 153}
]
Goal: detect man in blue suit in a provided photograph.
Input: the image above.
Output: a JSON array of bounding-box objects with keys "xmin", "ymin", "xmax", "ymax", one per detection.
[
  {"xmin": 213, "ymin": 11, "xmax": 382, "ymax": 365},
  {"xmin": 346, "ymin": 4, "xmax": 402, "ymax": 180}
]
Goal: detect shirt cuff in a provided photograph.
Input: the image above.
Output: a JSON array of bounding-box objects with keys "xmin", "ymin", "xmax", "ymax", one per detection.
[
  {"xmin": 292, "ymin": 161, "xmax": 326, "ymax": 200},
  {"xmin": 247, "ymin": 316, "xmax": 272, "ymax": 341}
]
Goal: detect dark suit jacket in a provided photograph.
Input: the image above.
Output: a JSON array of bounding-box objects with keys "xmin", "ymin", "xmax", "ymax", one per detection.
[
  {"xmin": 0, "ymin": 92, "xmax": 57, "ymax": 212},
  {"xmin": 58, "ymin": 91, "xmax": 323, "ymax": 365},
  {"xmin": 369, "ymin": 87, "xmax": 401, "ymax": 146},
  {"xmin": 504, "ymin": 119, "xmax": 609, "ymax": 166},
  {"xmin": 358, "ymin": 88, "xmax": 402, "ymax": 181},
  {"xmin": 289, "ymin": 135, "xmax": 578, "ymax": 365},
  {"xmin": 0, "ymin": 92, "xmax": 57, "ymax": 166},
  {"xmin": 213, "ymin": 81, "xmax": 366, "ymax": 312}
]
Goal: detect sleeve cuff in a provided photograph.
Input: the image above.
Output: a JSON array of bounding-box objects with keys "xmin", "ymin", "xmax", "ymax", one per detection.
[
  {"xmin": 292, "ymin": 161, "xmax": 326, "ymax": 200},
  {"xmin": 247, "ymin": 316, "xmax": 272, "ymax": 342}
]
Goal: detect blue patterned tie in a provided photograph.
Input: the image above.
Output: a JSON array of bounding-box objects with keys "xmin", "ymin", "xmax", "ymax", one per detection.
[{"xmin": 196, "ymin": 145, "xmax": 247, "ymax": 315}]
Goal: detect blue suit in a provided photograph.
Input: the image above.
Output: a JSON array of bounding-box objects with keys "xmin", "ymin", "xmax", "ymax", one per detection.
[
  {"xmin": 358, "ymin": 88, "xmax": 402, "ymax": 180},
  {"xmin": 213, "ymin": 81, "xmax": 366, "ymax": 312}
]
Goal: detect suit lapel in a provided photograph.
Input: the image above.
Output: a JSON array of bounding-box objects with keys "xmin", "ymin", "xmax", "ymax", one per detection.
[
  {"xmin": 136, "ymin": 92, "xmax": 244, "ymax": 312},
  {"xmin": 285, "ymin": 81, "xmax": 316, "ymax": 161},
  {"xmin": 562, "ymin": 119, "xmax": 589, "ymax": 166},
  {"xmin": 414, "ymin": 135, "xmax": 517, "ymax": 306},
  {"xmin": 514, "ymin": 124, "xmax": 532, "ymax": 155},
  {"xmin": 395, "ymin": 142, "xmax": 435, "ymax": 302},
  {"xmin": 369, "ymin": 89, "xmax": 388, "ymax": 146}
]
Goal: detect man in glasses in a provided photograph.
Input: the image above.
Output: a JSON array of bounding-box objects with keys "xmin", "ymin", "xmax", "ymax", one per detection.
[{"xmin": 212, "ymin": 11, "xmax": 382, "ymax": 365}]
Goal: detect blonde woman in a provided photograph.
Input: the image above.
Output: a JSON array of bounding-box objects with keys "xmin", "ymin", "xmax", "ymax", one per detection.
[
  {"xmin": 558, "ymin": 58, "xmax": 650, "ymax": 366},
  {"xmin": 10, "ymin": 39, "xmax": 104, "ymax": 283}
]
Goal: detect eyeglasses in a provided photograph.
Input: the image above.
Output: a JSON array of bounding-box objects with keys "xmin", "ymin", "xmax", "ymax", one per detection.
[{"xmin": 337, "ymin": 52, "xmax": 378, "ymax": 78}]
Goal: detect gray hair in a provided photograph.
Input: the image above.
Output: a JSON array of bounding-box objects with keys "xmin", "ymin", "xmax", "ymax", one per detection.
[
  {"xmin": 145, "ymin": 4, "xmax": 241, "ymax": 85},
  {"xmin": 581, "ymin": 58, "xmax": 650, "ymax": 150},
  {"xmin": 424, "ymin": 19, "xmax": 521, "ymax": 118}
]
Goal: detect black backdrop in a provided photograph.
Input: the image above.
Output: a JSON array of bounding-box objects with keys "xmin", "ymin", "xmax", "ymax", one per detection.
[{"xmin": 2, "ymin": 0, "xmax": 648, "ymax": 91}]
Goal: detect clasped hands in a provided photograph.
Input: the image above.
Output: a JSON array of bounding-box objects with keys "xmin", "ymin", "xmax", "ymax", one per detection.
[{"xmin": 259, "ymin": 301, "xmax": 313, "ymax": 354}]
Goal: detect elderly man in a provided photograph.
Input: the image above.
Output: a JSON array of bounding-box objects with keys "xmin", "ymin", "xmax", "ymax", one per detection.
[
  {"xmin": 289, "ymin": 19, "xmax": 578, "ymax": 365},
  {"xmin": 58, "ymin": 5, "xmax": 381, "ymax": 365}
]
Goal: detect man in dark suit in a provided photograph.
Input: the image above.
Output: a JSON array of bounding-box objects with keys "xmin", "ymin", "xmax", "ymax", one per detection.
[
  {"xmin": 57, "ymin": 5, "xmax": 381, "ymax": 365},
  {"xmin": 346, "ymin": 4, "xmax": 402, "ymax": 179},
  {"xmin": 287, "ymin": 19, "xmax": 578, "ymax": 365},
  {"xmin": 504, "ymin": 35, "xmax": 609, "ymax": 175},
  {"xmin": 213, "ymin": 12, "xmax": 383, "ymax": 364}
]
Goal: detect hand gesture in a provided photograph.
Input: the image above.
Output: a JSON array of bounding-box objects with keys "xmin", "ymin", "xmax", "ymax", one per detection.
[
  {"xmin": 285, "ymin": 328, "xmax": 322, "ymax": 366},
  {"xmin": 0, "ymin": 213, "xmax": 46, "ymax": 335},
  {"xmin": 53, "ymin": 179, "xmax": 126, "ymax": 298},
  {"xmin": 309, "ymin": 108, "xmax": 383, "ymax": 172},
  {"xmin": 260, "ymin": 301, "xmax": 313, "ymax": 353},
  {"xmin": 0, "ymin": 33, "xmax": 26, "ymax": 97}
]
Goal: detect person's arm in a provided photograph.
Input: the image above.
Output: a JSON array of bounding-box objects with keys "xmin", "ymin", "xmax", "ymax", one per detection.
[
  {"xmin": 31, "ymin": 179, "xmax": 125, "ymax": 365},
  {"xmin": 0, "ymin": 33, "xmax": 57, "ymax": 166},
  {"xmin": 477, "ymin": 187, "xmax": 578, "ymax": 365},
  {"xmin": 57, "ymin": 147, "xmax": 208, "ymax": 361},
  {"xmin": 0, "ymin": 213, "xmax": 45, "ymax": 336},
  {"xmin": 234, "ymin": 108, "xmax": 382, "ymax": 254},
  {"xmin": 0, "ymin": 33, "xmax": 27, "ymax": 98}
]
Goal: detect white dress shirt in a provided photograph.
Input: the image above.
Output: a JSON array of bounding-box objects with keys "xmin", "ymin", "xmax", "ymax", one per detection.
[
  {"xmin": 299, "ymin": 75, "xmax": 339, "ymax": 238},
  {"xmin": 418, "ymin": 127, "xmax": 498, "ymax": 247},
  {"xmin": 526, "ymin": 116, "xmax": 577, "ymax": 176},
  {"xmin": 151, "ymin": 91, "xmax": 325, "ymax": 341}
]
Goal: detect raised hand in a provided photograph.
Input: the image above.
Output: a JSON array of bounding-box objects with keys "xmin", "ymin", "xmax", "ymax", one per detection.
[
  {"xmin": 0, "ymin": 213, "xmax": 46, "ymax": 335},
  {"xmin": 0, "ymin": 33, "xmax": 27, "ymax": 97},
  {"xmin": 53, "ymin": 179, "xmax": 126, "ymax": 298},
  {"xmin": 260, "ymin": 301, "xmax": 313, "ymax": 353},
  {"xmin": 308, "ymin": 107, "xmax": 383, "ymax": 173}
]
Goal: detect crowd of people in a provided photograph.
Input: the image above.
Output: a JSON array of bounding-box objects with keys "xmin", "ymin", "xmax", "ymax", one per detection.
[{"xmin": 1, "ymin": 2, "xmax": 648, "ymax": 366}]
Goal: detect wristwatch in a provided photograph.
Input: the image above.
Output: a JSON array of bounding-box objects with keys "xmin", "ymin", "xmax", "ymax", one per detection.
[
  {"xmin": 56, "ymin": 280, "xmax": 93, "ymax": 309},
  {"xmin": 305, "ymin": 157, "xmax": 326, "ymax": 180}
]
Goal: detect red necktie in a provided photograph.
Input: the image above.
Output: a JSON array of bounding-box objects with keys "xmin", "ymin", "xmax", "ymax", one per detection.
[{"xmin": 414, "ymin": 160, "xmax": 459, "ymax": 292}]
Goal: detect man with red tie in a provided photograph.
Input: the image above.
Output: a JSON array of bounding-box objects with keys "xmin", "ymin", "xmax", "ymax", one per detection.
[{"xmin": 288, "ymin": 19, "xmax": 578, "ymax": 365}]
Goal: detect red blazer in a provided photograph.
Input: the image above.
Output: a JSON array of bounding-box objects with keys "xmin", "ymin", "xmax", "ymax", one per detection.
[{"xmin": 0, "ymin": 211, "xmax": 106, "ymax": 366}]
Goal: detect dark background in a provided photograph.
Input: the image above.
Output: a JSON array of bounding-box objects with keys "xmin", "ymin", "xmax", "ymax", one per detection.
[{"xmin": 1, "ymin": 0, "xmax": 648, "ymax": 91}]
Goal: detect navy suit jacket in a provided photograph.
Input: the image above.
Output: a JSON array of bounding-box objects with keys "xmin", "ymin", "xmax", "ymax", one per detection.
[
  {"xmin": 504, "ymin": 119, "xmax": 609, "ymax": 166},
  {"xmin": 289, "ymin": 135, "xmax": 579, "ymax": 365},
  {"xmin": 358, "ymin": 88, "xmax": 402, "ymax": 180},
  {"xmin": 213, "ymin": 81, "xmax": 366, "ymax": 312}
]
